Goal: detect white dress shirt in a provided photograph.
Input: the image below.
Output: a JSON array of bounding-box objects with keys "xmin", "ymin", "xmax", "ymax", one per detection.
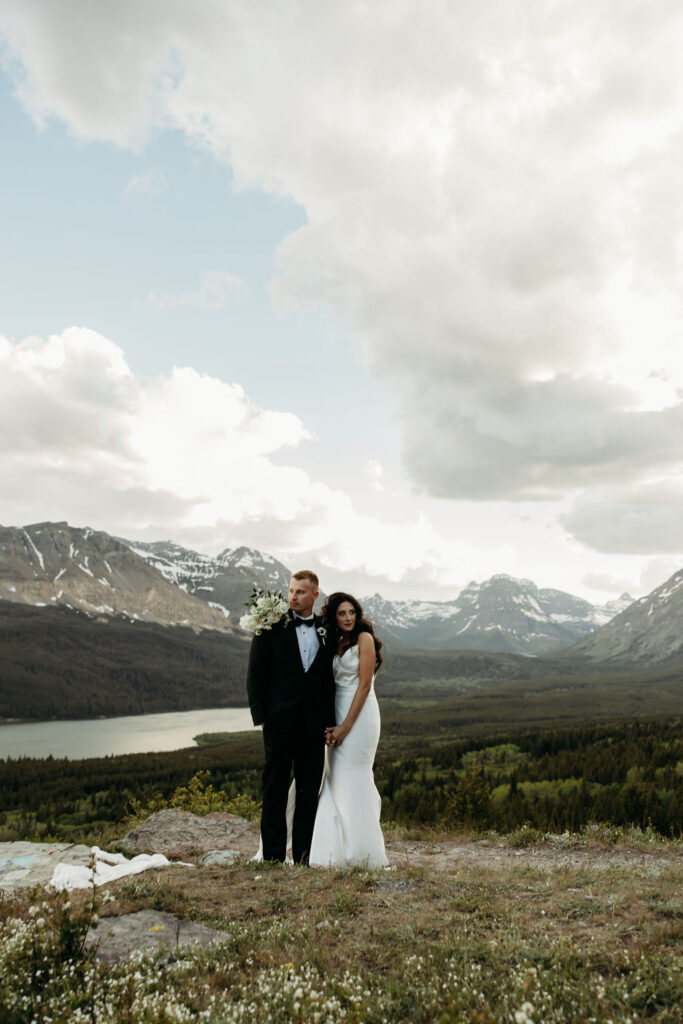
[{"xmin": 294, "ymin": 615, "xmax": 320, "ymax": 672}]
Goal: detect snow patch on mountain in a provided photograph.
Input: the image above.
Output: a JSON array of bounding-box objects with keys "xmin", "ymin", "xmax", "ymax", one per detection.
[
  {"xmin": 0, "ymin": 521, "xmax": 649, "ymax": 656},
  {"xmin": 121, "ymin": 539, "xmax": 293, "ymax": 624},
  {"xmin": 0, "ymin": 522, "xmax": 237, "ymax": 634},
  {"xmin": 363, "ymin": 576, "xmax": 636, "ymax": 656}
]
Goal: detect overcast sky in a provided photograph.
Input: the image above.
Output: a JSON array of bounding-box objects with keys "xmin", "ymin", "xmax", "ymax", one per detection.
[{"xmin": 1, "ymin": 0, "xmax": 682, "ymax": 603}]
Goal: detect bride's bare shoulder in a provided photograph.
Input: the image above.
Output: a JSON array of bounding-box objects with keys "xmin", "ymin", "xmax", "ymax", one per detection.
[{"xmin": 357, "ymin": 631, "xmax": 374, "ymax": 650}]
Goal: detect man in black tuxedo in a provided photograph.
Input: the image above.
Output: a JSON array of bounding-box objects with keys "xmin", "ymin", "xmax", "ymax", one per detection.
[{"xmin": 246, "ymin": 570, "xmax": 335, "ymax": 863}]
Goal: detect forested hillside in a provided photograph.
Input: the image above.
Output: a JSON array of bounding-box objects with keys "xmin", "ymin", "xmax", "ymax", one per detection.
[
  {"xmin": 377, "ymin": 719, "xmax": 682, "ymax": 835},
  {"xmin": 0, "ymin": 600, "xmax": 249, "ymax": 720},
  {"xmin": 1, "ymin": 718, "xmax": 680, "ymax": 841}
]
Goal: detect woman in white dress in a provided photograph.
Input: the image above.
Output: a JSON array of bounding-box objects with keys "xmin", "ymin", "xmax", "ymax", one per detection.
[{"xmin": 309, "ymin": 593, "xmax": 388, "ymax": 868}]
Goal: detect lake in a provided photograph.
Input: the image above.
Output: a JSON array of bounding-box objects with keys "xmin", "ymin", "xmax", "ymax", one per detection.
[{"xmin": 0, "ymin": 707, "xmax": 257, "ymax": 760}]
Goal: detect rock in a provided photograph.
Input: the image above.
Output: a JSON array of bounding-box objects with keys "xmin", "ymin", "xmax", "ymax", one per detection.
[
  {"xmin": 0, "ymin": 841, "xmax": 94, "ymax": 891},
  {"xmin": 377, "ymin": 877, "xmax": 420, "ymax": 892},
  {"xmin": 124, "ymin": 809, "xmax": 256, "ymax": 856},
  {"xmin": 112, "ymin": 837, "xmax": 135, "ymax": 857},
  {"xmin": 86, "ymin": 910, "xmax": 227, "ymax": 965},
  {"xmin": 201, "ymin": 849, "xmax": 243, "ymax": 866}
]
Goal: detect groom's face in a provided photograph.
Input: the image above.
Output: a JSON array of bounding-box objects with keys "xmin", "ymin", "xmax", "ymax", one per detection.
[{"xmin": 288, "ymin": 576, "xmax": 318, "ymax": 618}]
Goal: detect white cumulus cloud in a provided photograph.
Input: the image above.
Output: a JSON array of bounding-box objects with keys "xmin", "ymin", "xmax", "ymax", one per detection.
[
  {"xmin": 3, "ymin": 0, "xmax": 683, "ymax": 555},
  {"xmin": 0, "ymin": 327, "xmax": 512, "ymax": 587}
]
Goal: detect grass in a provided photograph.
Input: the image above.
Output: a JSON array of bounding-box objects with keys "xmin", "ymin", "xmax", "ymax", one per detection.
[{"xmin": 1, "ymin": 832, "xmax": 681, "ymax": 1022}]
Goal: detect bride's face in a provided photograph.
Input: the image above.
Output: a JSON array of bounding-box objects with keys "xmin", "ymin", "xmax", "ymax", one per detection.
[{"xmin": 336, "ymin": 601, "xmax": 356, "ymax": 632}]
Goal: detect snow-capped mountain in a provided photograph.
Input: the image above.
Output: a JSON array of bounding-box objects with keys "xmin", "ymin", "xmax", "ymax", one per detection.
[
  {"xmin": 363, "ymin": 575, "xmax": 634, "ymax": 655},
  {"xmin": 0, "ymin": 522, "xmax": 237, "ymax": 634},
  {"xmin": 120, "ymin": 538, "xmax": 293, "ymax": 621},
  {"xmin": 568, "ymin": 567, "xmax": 683, "ymax": 664},
  {"xmin": 0, "ymin": 521, "xmax": 641, "ymax": 655}
]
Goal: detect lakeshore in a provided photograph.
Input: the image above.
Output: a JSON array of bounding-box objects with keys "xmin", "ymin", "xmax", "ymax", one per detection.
[{"xmin": 0, "ymin": 706, "xmax": 256, "ymax": 759}]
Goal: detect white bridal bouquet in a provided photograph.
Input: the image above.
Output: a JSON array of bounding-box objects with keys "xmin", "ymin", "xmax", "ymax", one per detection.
[{"xmin": 239, "ymin": 588, "xmax": 289, "ymax": 635}]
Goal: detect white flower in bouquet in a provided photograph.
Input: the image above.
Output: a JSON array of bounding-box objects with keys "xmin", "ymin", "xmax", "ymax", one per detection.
[
  {"xmin": 239, "ymin": 613, "xmax": 260, "ymax": 633},
  {"xmin": 240, "ymin": 588, "xmax": 289, "ymax": 635}
]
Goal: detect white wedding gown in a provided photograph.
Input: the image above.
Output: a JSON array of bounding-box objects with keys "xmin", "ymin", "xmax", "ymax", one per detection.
[{"xmin": 309, "ymin": 645, "xmax": 388, "ymax": 868}]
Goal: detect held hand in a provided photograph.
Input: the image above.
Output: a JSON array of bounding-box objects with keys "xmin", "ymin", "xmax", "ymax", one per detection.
[{"xmin": 325, "ymin": 724, "xmax": 349, "ymax": 747}]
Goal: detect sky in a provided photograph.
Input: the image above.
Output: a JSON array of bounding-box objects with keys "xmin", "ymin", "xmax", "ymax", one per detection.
[{"xmin": 1, "ymin": 0, "xmax": 682, "ymax": 604}]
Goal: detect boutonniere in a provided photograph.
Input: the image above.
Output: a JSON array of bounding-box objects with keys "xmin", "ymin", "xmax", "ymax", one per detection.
[{"xmin": 317, "ymin": 626, "xmax": 327, "ymax": 645}]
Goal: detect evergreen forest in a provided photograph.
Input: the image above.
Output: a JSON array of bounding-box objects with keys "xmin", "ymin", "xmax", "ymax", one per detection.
[{"xmin": 1, "ymin": 717, "xmax": 680, "ymax": 843}]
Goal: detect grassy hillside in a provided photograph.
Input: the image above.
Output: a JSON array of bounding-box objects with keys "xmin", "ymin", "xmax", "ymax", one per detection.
[{"xmin": 1, "ymin": 835, "xmax": 681, "ymax": 1022}]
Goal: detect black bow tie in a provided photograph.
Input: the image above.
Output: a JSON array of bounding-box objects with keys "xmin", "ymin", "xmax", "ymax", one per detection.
[{"xmin": 295, "ymin": 617, "xmax": 316, "ymax": 628}]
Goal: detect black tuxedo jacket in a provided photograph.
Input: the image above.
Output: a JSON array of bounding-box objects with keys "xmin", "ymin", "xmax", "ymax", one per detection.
[{"xmin": 246, "ymin": 612, "xmax": 336, "ymax": 735}]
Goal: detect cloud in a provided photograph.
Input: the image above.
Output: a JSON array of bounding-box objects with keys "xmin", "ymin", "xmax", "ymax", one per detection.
[
  {"xmin": 639, "ymin": 557, "xmax": 683, "ymax": 593},
  {"xmin": 148, "ymin": 270, "xmax": 245, "ymax": 310},
  {"xmin": 563, "ymin": 481, "xmax": 683, "ymax": 554},
  {"xmin": 582, "ymin": 572, "xmax": 637, "ymax": 598},
  {"xmin": 3, "ymin": 1, "xmax": 683, "ymax": 543},
  {"xmin": 0, "ymin": 0, "xmax": 194, "ymax": 145},
  {"xmin": 0, "ymin": 328, "xmax": 514, "ymax": 586},
  {"xmin": 400, "ymin": 377, "xmax": 683, "ymax": 500},
  {"xmin": 0, "ymin": 328, "xmax": 306, "ymax": 529},
  {"xmin": 123, "ymin": 168, "xmax": 167, "ymax": 198},
  {"xmin": 583, "ymin": 556, "xmax": 683, "ymax": 599},
  {"xmin": 364, "ymin": 459, "xmax": 384, "ymax": 493}
]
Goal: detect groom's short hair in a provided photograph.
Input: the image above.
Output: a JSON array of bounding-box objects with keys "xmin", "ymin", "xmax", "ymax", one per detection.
[{"xmin": 292, "ymin": 569, "xmax": 319, "ymax": 588}]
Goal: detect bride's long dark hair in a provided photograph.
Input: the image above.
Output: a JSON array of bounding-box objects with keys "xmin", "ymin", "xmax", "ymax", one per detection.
[{"xmin": 321, "ymin": 592, "xmax": 383, "ymax": 671}]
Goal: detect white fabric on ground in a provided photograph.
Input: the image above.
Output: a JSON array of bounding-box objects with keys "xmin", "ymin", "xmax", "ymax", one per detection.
[{"xmin": 50, "ymin": 845, "xmax": 193, "ymax": 891}]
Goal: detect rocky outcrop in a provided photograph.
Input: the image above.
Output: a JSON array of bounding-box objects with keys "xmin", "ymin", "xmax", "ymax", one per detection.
[
  {"xmin": 86, "ymin": 910, "xmax": 228, "ymax": 965},
  {"xmin": 123, "ymin": 809, "xmax": 256, "ymax": 856}
]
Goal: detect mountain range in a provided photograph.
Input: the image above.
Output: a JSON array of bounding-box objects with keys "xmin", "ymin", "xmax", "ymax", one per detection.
[
  {"xmin": 118, "ymin": 532, "xmax": 634, "ymax": 655},
  {"xmin": 362, "ymin": 578, "xmax": 632, "ymax": 655},
  {"xmin": 121, "ymin": 537, "xmax": 293, "ymax": 622},
  {"xmin": 0, "ymin": 522, "xmax": 237, "ymax": 635},
  {"xmin": 0, "ymin": 520, "xmax": 681, "ymax": 664}
]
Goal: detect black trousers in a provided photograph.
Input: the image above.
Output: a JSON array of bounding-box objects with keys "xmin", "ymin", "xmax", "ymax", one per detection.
[{"xmin": 261, "ymin": 704, "xmax": 325, "ymax": 863}]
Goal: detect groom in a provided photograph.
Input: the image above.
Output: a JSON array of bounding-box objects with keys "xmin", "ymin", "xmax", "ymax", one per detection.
[{"xmin": 246, "ymin": 570, "xmax": 335, "ymax": 863}]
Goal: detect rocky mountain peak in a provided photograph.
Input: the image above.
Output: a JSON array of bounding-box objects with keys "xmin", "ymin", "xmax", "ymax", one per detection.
[
  {"xmin": 363, "ymin": 573, "xmax": 634, "ymax": 655},
  {"xmin": 568, "ymin": 568, "xmax": 682, "ymax": 663},
  {"xmin": 121, "ymin": 537, "xmax": 292, "ymax": 622},
  {"xmin": 0, "ymin": 522, "xmax": 236, "ymax": 633},
  {"xmin": 3, "ymin": 520, "xmax": 668, "ymax": 659}
]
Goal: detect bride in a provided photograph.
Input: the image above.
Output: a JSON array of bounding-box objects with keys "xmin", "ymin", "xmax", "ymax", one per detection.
[{"xmin": 309, "ymin": 592, "xmax": 388, "ymax": 868}]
